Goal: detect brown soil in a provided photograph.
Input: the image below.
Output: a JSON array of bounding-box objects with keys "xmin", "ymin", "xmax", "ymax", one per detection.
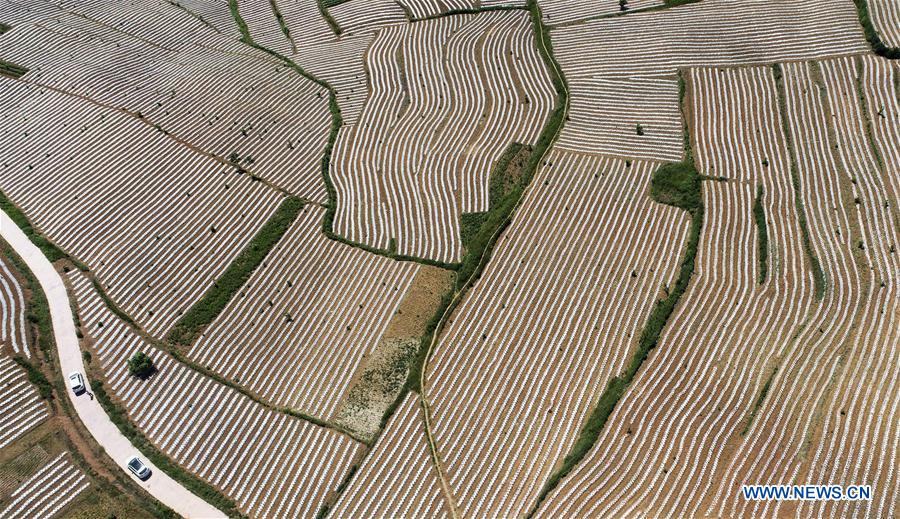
[{"xmin": 332, "ymin": 265, "xmax": 454, "ymax": 441}]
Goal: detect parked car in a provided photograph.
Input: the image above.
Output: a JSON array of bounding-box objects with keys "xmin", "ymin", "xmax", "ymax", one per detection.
[
  {"xmin": 68, "ymin": 372, "xmax": 85, "ymax": 395},
  {"xmin": 126, "ymin": 456, "xmax": 151, "ymax": 480}
]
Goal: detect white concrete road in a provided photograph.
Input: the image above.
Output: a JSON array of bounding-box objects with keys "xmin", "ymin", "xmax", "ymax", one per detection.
[{"xmin": 1, "ymin": 210, "xmax": 225, "ymax": 519}]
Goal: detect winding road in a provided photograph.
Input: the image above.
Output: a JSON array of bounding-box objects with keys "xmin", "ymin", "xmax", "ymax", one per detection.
[{"xmin": 1, "ymin": 210, "xmax": 225, "ymax": 519}]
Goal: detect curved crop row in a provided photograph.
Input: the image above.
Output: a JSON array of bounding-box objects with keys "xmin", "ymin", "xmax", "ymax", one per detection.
[
  {"xmin": 70, "ymin": 271, "xmax": 364, "ymax": 518},
  {"xmin": 536, "ymin": 66, "xmax": 815, "ymax": 518},
  {"xmin": 711, "ymin": 57, "xmax": 899, "ymax": 519},
  {"xmin": 0, "ymin": 453, "xmax": 89, "ymax": 519},
  {"xmin": 330, "ymin": 10, "xmax": 555, "ymax": 263},
  {"xmin": 0, "ymin": 255, "xmax": 28, "ymax": 357},
  {"xmin": 862, "ymin": 0, "xmax": 900, "ymax": 52},
  {"xmin": 187, "ymin": 204, "xmax": 420, "ymax": 419},
  {"xmin": 329, "ymin": 393, "xmax": 450, "ymax": 517},
  {"xmin": 0, "ymin": 78, "xmax": 285, "ymax": 337},
  {"xmin": 0, "ymin": 355, "xmax": 49, "ymax": 450},
  {"xmin": 549, "ymin": 0, "xmax": 868, "ymax": 163},
  {"xmin": 422, "ymin": 150, "xmax": 689, "ymax": 517},
  {"xmin": 0, "ymin": 2, "xmax": 333, "ymax": 199}
]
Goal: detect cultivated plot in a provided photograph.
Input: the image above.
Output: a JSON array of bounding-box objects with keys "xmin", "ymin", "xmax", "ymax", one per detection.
[
  {"xmin": 0, "ymin": 254, "xmax": 28, "ymax": 357},
  {"xmin": 424, "ymin": 149, "xmax": 690, "ymax": 517},
  {"xmin": 329, "ymin": 393, "xmax": 450, "ymax": 517},
  {"xmin": 550, "ymin": 0, "xmax": 868, "ymax": 162},
  {"xmin": 0, "ymin": 0, "xmax": 332, "ymax": 199},
  {"xmin": 187, "ymin": 204, "xmax": 420, "ymax": 423},
  {"xmin": 868, "ymin": 0, "xmax": 900, "ymax": 48},
  {"xmin": 536, "ymin": 65, "xmax": 816, "ymax": 518},
  {"xmin": 331, "ymin": 10, "xmax": 554, "ymax": 262},
  {"xmin": 0, "ymin": 78, "xmax": 285, "ymax": 337},
  {"xmin": 537, "ymin": 0, "xmax": 662, "ymax": 27},
  {"xmin": 70, "ymin": 271, "xmax": 364, "ymax": 518},
  {"xmin": 0, "ymin": 355, "xmax": 49, "ymax": 450},
  {"xmin": 0, "ymin": 453, "xmax": 89, "ymax": 519},
  {"xmin": 711, "ymin": 56, "xmax": 899, "ymax": 519}
]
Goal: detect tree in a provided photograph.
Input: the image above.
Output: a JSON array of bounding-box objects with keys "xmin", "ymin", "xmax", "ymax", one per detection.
[{"xmin": 127, "ymin": 351, "xmax": 156, "ymax": 379}]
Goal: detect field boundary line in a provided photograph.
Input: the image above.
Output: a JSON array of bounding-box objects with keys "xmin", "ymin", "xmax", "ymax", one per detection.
[{"xmin": 417, "ymin": 1, "xmax": 570, "ymax": 515}]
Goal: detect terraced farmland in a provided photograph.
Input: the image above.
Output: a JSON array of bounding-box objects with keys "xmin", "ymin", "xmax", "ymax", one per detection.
[
  {"xmin": 69, "ymin": 271, "xmax": 364, "ymax": 517},
  {"xmin": 424, "ymin": 150, "xmax": 690, "ymax": 516},
  {"xmin": 331, "ymin": 10, "xmax": 555, "ymax": 262},
  {"xmin": 0, "ymin": 356, "xmax": 48, "ymax": 450},
  {"xmin": 0, "ymin": 453, "xmax": 89, "ymax": 519},
  {"xmin": 536, "ymin": 65, "xmax": 816, "ymax": 518},
  {"xmin": 0, "ymin": 78, "xmax": 285, "ymax": 337},
  {"xmin": 550, "ymin": 0, "xmax": 868, "ymax": 162},
  {"xmin": 187, "ymin": 204, "xmax": 420, "ymax": 420},
  {"xmin": 0, "ymin": 0, "xmax": 333, "ymax": 199},
  {"xmin": 1, "ymin": 0, "xmax": 898, "ymax": 516},
  {"xmin": 711, "ymin": 56, "xmax": 899, "ymax": 519},
  {"xmin": 0, "ymin": 255, "xmax": 28, "ymax": 357},
  {"xmin": 329, "ymin": 393, "xmax": 449, "ymax": 517}
]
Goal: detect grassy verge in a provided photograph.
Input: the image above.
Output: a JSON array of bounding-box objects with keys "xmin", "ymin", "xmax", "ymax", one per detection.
[
  {"xmin": 316, "ymin": 0, "xmax": 343, "ymax": 34},
  {"xmin": 0, "ymin": 189, "xmax": 82, "ymax": 266},
  {"xmin": 0, "ymin": 59, "xmax": 28, "ymax": 78},
  {"xmin": 90, "ymin": 277, "xmax": 137, "ymax": 327},
  {"xmin": 754, "ymin": 184, "xmax": 768, "ymax": 284},
  {"xmin": 529, "ymin": 160, "xmax": 703, "ymax": 515},
  {"xmin": 771, "ymin": 64, "xmax": 826, "ymax": 300},
  {"xmin": 13, "ymin": 356, "xmax": 54, "ymax": 399},
  {"xmin": 852, "ymin": 0, "xmax": 900, "ymax": 59},
  {"xmin": 228, "ymin": 0, "xmax": 253, "ymax": 43},
  {"xmin": 166, "ymin": 196, "xmax": 304, "ymax": 346},
  {"xmin": 90, "ymin": 379, "xmax": 246, "ymax": 518},
  {"xmin": 742, "ymin": 365, "xmax": 777, "ymax": 435}
]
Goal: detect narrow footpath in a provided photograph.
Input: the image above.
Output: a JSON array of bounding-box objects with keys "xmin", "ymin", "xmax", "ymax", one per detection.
[{"xmin": 1, "ymin": 210, "xmax": 225, "ymax": 519}]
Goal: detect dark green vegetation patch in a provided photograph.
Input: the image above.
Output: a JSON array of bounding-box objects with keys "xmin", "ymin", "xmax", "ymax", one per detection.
[
  {"xmin": 754, "ymin": 185, "xmax": 769, "ymax": 284},
  {"xmin": 649, "ymin": 161, "xmax": 702, "ymax": 212},
  {"xmin": 166, "ymin": 196, "xmax": 305, "ymax": 346},
  {"xmin": 0, "ymin": 59, "xmax": 28, "ymax": 78},
  {"xmin": 852, "ymin": 0, "xmax": 900, "ymax": 59}
]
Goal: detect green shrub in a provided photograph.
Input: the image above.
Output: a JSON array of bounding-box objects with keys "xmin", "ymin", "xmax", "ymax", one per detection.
[
  {"xmin": 13, "ymin": 356, "xmax": 53, "ymax": 400},
  {"xmin": 649, "ymin": 161, "xmax": 701, "ymax": 212},
  {"xmin": 754, "ymin": 185, "xmax": 768, "ymax": 284},
  {"xmin": 127, "ymin": 352, "xmax": 156, "ymax": 379}
]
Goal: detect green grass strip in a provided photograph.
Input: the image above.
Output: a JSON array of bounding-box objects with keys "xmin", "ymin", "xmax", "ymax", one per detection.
[
  {"xmin": 0, "ymin": 23, "xmax": 11, "ymax": 34},
  {"xmin": 0, "ymin": 59, "xmax": 28, "ymax": 78},
  {"xmin": 852, "ymin": 0, "xmax": 900, "ymax": 59},
  {"xmin": 529, "ymin": 162, "xmax": 703, "ymax": 515},
  {"xmin": 90, "ymin": 379, "xmax": 246, "ymax": 518},
  {"xmin": 13, "ymin": 356, "xmax": 54, "ymax": 400},
  {"xmin": 754, "ymin": 184, "xmax": 768, "ymax": 284},
  {"xmin": 1, "ymin": 189, "xmax": 73, "ymax": 264},
  {"xmin": 742, "ymin": 365, "xmax": 777, "ymax": 435},
  {"xmin": 315, "ymin": 0, "xmax": 343, "ymax": 33},
  {"xmin": 228, "ymin": 0, "xmax": 253, "ymax": 43},
  {"xmin": 771, "ymin": 64, "xmax": 826, "ymax": 300},
  {"xmin": 166, "ymin": 196, "xmax": 304, "ymax": 346}
]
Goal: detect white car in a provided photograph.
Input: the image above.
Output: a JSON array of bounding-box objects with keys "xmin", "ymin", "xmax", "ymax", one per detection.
[
  {"xmin": 68, "ymin": 372, "xmax": 85, "ymax": 395},
  {"xmin": 126, "ymin": 456, "xmax": 151, "ymax": 480}
]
